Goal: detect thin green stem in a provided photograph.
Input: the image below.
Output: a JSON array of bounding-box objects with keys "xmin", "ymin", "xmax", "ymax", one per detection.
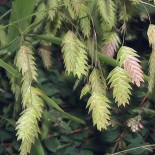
[
  {"xmin": 111, "ymin": 144, "xmax": 155, "ymax": 155},
  {"xmin": 97, "ymin": 52, "xmax": 118, "ymax": 67},
  {"xmin": 26, "ymin": 34, "xmax": 63, "ymax": 45},
  {"xmin": 0, "ymin": 9, "xmax": 11, "ymax": 20},
  {"xmin": 140, "ymin": 1, "xmax": 155, "ymax": 8}
]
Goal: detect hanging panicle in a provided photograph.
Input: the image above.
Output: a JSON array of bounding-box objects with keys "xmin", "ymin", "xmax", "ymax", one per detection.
[{"xmin": 15, "ymin": 45, "xmax": 44, "ymax": 155}]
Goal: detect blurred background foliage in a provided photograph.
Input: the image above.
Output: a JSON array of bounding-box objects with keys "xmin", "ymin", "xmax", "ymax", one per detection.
[{"xmin": 0, "ymin": 0, "xmax": 155, "ymax": 155}]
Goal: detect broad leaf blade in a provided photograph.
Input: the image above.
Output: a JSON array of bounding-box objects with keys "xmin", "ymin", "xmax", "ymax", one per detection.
[
  {"xmin": 8, "ymin": 0, "xmax": 37, "ymax": 51},
  {"xmin": 30, "ymin": 139, "xmax": 45, "ymax": 155},
  {"xmin": 0, "ymin": 59, "xmax": 20, "ymax": 78}
]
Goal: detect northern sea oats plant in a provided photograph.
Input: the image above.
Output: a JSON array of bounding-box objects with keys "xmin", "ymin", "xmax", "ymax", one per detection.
[{"xmin": 0, "ymin": 0, "xmax": 155, "ymax": 154}]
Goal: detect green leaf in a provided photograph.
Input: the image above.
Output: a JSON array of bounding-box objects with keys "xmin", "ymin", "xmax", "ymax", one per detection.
[
  {"xmin": 30, "ymin": 139, "xmax": 45, "ymax": 155},
  {"xmin": 142, "ymin": 108, "xmax": 155, "ymax": 117},
  {"xmin": 127, "ymin": 143, "xmax": 150, "ymax": 155},
  {"xmin": 101, "ymin": 129, "xmax": 120, "ymax": 143},
  {"xmin": 33, "ymin": 87, "xmax": 86, "ymax": 125},
  {"xmin": 124, "ymin": 133, "xmax": 143, "ymax": 144},
  {"xmin": 64, "ymin": 147, "xmax": 78, "ymax": 155},
  {"xmin": 60, "ymin": 121, "xmax": 72, "ymax": 131},
  {"xmin": 8, "ymin": 0, "xmax": 37, "ymax": 51},
  {"xmin": 0, "ymin": 59, "xmax": 20, "ymax": 78},
  {"xmin": 41, "ymin": 115, "xmax": 50, "ymax": 140},
  {"xmin": 0, "ymin": 115, "xmax": 16, "ymax": 127},
  {"xmin": 150, "ymin": 132, "xmax": 155, "ymax": 143},
  {"xmin": 0, "ymin": 130, "xmax": 13, "ymax": 141},
  {"xmin": 80, "ymin": 150, "xmax": 94, "ymax": 155},
  {"xmin": 44, "ymin": 138, "xmax": 60, "ymax": 153}
]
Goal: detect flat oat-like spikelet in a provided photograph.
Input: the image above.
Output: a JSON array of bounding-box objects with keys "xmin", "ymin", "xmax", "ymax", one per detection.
[
  {"xmin": 15, "ymin": 45, "xmax": 37, "ymax": 81},
  {"xmin": 78, "ymin": 4, "xmax": 91, "ymax": 38},
  {"xmin": 15, "ymin": 45, "xmax": 44, "ymax": 155},
  {"xmin": 87, "ymin": 92, "xmax": 111, "ymax": 130},
  {"xmin": 39, "ymin": 42, "xmax": 52, "ymax": 70},
  {"xmin": 108, "ymin": 67, "xmax": 132, "ymax": 107},
  {"xmin": 63, "ymin": 0, "xmax": 76, "ymax": 19},
  {"xmin": 47, "ymin": 0, "xmax": 58, "ymax": 21},
  {"xmin": 16, "ymin": 87, "xmax": 44, "ymax": 155},
  {"xmin": 117, "ymin": 46, "xmax": 144, "ymax": 87},
  {"xmin": 86, "ymin": 69, "xmax": 111, "ymax": 130},
  {"xmin": 70, "ymin": 1, "xmax": 91, "ymax": 38},
  {"xmin": 97, "ymin": 0, "xmax": 116, "ymax": 29},
  {"xmin": 102, "ymin": 32, "xmax": 120, "ymax": 57},
  {"xmin": 61, "ymin": 31, "xmax": 88, "ymax": 79},
  {"xmin": 124, "ymin": 56, "xmax": 144, "ymax": 87}
]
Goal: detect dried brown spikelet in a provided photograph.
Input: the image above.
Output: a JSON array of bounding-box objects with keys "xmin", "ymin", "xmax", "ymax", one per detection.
[
  {"xmin": 124, "ymin": 56, "xmax": 144, "ymax": 87},
  {"xmin": 102, "ymin": 40, "xmax": 117, "ymax": 57},
  {"xmin": 102, "ymin": 32, "xmax": 120, "ymax": 58},
  {"xmin": 39, "ymin": 42, "xmax": 52, "ymax": 70}
]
